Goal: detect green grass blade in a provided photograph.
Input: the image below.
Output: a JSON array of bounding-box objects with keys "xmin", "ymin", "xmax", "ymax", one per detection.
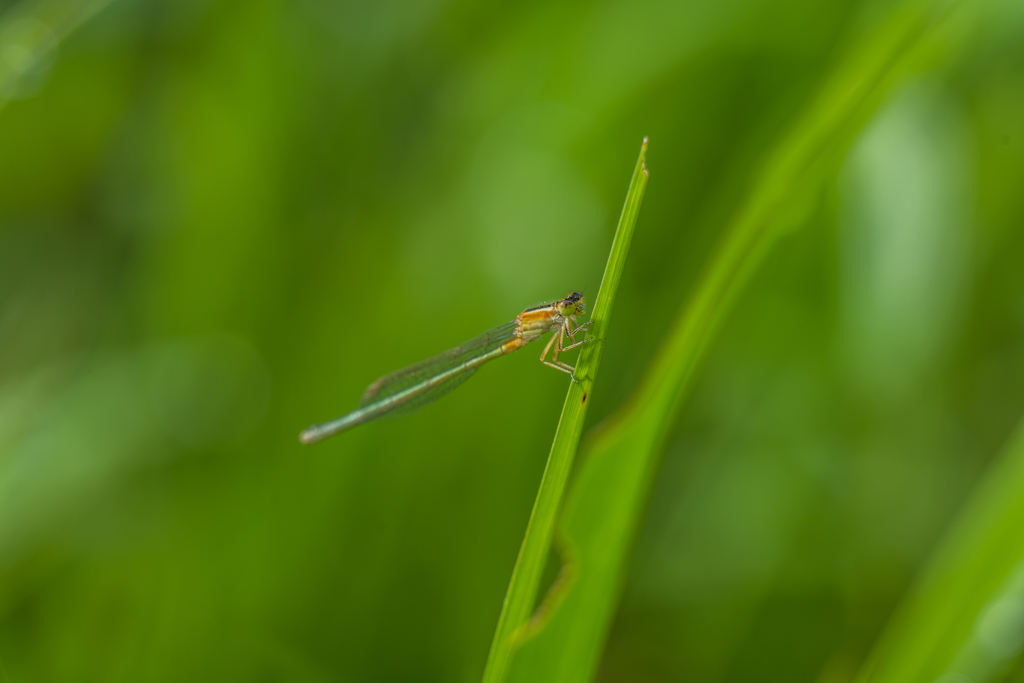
[
  {"xmin": 480, "ymin": 138, "xmax": 649, "ymax": 683},
  {"xmin": 854, "ymin": 418, "xmax": 1024, "ymax": 683},
  {"xmin": 502, "ymin": 3, "xmax": 970, "ymax": 682}
]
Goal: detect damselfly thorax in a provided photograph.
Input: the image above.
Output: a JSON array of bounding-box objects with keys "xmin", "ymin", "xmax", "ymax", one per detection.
[{"xmin": 502, "ymin": 303, "xmax": 577, "ymax": 350}]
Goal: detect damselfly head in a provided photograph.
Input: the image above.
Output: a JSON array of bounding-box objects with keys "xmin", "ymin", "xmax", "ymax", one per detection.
[{"xmin": 558, "ymin": 291, "xmax": 586, "ymax": 317}]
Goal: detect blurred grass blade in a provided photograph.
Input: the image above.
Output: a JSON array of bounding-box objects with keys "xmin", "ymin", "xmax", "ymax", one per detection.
[
  {"xmin": 854, "ymin": 418, "xmax": 1024, "ymax": 683},
  {"xmin": 481, "ymin": 138, "xmax": 649, "ymax": 683},
  {"xmin": 503, "ymin": 3, "xmax": 969, "ymax": 682}
]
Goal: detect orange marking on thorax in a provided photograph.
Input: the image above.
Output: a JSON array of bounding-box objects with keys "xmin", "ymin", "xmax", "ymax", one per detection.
[
  {"xmin": 519, "ymin": 308, "xmax": 559, "ymax": 325},
  {"xmin": 502, "ymin": 306, "xmax": 565, "ymax": 353},
  {"xmin": 499, "ymin": 306, "xmax": 564, "ymax": 355}
]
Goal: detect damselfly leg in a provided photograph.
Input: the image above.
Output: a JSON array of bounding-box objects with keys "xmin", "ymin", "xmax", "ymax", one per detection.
[{"xmin": 540, "ymin": 319, "xmax": 594, "ymax": 382}]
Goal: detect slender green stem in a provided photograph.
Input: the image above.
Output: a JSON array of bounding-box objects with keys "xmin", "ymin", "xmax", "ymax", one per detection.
[{"xmin": 480, "ymin": 138, "xmax": 649, "ymax": 683}]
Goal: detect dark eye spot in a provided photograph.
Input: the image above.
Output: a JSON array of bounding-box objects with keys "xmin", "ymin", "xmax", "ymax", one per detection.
[{"xmin": 581, "ymin": 392, "xmax": 587, "ymax": 404}]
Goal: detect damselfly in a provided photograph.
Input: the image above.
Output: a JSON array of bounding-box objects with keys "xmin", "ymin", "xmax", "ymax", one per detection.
[{"xmin": 299, "ymin": 292, "xmax": 593, "ymax": 444}]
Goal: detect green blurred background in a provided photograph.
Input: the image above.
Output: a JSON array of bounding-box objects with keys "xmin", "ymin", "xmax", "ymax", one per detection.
[{"xmin": 1, "ymin": 0, "xmax": 1024, "ymax": 680}]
